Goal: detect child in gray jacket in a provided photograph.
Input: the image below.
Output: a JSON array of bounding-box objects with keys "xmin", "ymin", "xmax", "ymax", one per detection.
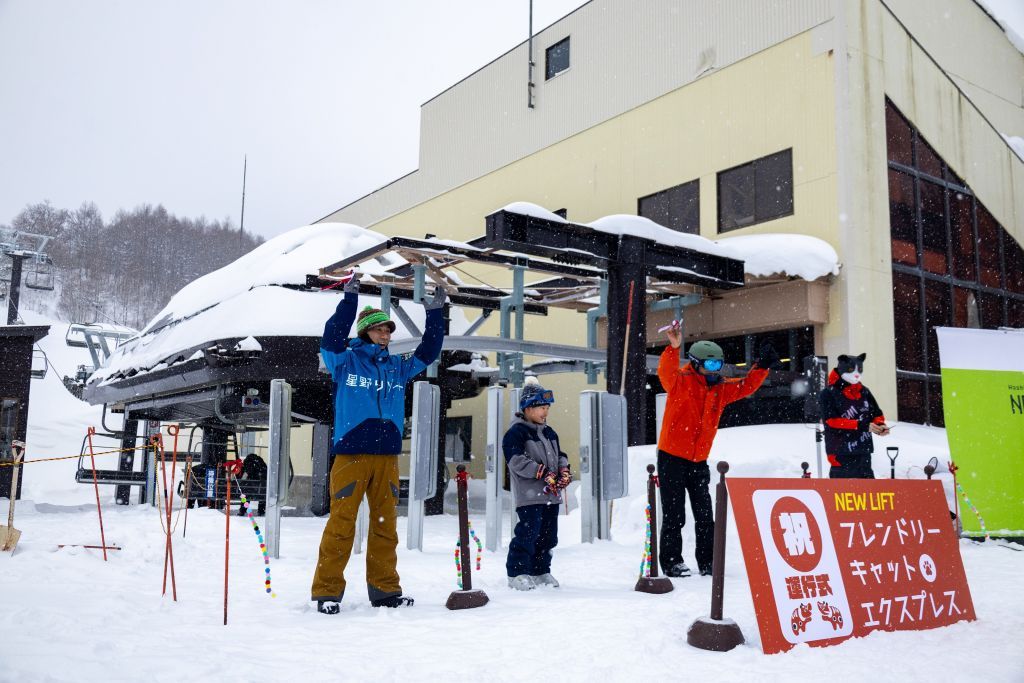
[{"xmin": 503, "ymin": 377, "xmax": 571, "ymax": 590}]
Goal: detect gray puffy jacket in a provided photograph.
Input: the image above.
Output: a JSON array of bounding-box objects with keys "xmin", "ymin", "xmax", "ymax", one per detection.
[{"xmin": 503, "ymin": 415, "xmax": 569, "ymax": 508}]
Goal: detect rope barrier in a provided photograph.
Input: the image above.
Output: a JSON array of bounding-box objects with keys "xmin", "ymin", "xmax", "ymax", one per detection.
[{"xmin": 0, "ymin": 444, "xmax": 153, "ymax": 467}]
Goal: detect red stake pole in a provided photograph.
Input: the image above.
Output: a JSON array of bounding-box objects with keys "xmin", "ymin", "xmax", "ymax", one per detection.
[
  {"xmin": 85, "ymin": 427, "xmax": 109, "ymax": 562},
  {"xmin": 168, "ymin": 426, "xmax": 179, "ymax": 596},
  {"xmin": 224, "ymin": 468, "xmax": 231, "ymax": 626},
  {"xmin": 157, "ymin": 433, "xmax": 177, "ymax": 601}
]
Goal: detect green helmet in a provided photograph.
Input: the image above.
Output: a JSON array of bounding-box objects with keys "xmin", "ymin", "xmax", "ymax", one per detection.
[{"xmin": 687, "ymin": 340, "xmax": 724, "ymax": 361}]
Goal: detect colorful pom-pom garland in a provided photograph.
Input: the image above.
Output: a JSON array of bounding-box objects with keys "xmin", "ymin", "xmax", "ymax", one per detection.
[
  {"xmin": 949, "ymin": 460, "xmax": 989, "ymax": 541},
  {"xmin": 454, "ymin": 522, "xmax": 483, "ymax": 589},
  {"xmin": 240, "ymin": 492, "xmax": 276, "ymax": 598},
  {"xmin": 638, "ymin": 504, "xmax": 653, "ymax": 578}
]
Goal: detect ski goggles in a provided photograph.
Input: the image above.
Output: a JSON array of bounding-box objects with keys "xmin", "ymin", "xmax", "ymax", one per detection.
[
  {"xmin": 522, "ymin": 389, "xmax": 555, "ymax": 408},
  {"xmin": 690, "ymin": 356, "xmax": 724, "ymax": 372}
]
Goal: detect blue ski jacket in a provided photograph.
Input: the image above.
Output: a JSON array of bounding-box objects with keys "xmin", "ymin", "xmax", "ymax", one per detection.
[{"xmin": 320, "ymin": 291, "xmax": 445, "ymax": 455}]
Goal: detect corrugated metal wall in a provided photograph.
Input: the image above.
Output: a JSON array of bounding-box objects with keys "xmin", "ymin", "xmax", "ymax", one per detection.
[{"xmin": 322, "ymin": 0, "xmax": 833, "ymax": 227}]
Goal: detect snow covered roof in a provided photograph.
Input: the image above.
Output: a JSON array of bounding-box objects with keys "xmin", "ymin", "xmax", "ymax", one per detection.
[
  {"xmin": 93, "ymin": 223, "xmax": 449, "ymax": 384},
  {"xmin": 94, "ymin": 207, "xmax": 839, "ymax": 386},
  {"xmin": 976, "ymin": 0, "xmax": 1024, "ymax": 55},
  {"xmin": 498, "ymin": 202, "xmax": 839, "ymax": 282}
]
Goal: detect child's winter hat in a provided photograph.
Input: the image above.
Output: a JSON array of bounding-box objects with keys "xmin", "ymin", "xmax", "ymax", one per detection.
[
  {"xmin": 356, "ymin": 306, "xmax": 396, "ymax": 339},
  {"xmin": 519, "ymin": 376, "xmax": 555, "ymax": 411}
]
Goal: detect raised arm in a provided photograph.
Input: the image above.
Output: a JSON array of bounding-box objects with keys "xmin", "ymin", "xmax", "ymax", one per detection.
[
  {"xmin": 321, "ymin": 290, "xmax": 359, "ymax": 354},
  {"xmin": 723, "ymin": 365, "xmax": 769, "ymax": 404},
  {"xmin": 400, "ymin": 288, "xmax": 447, "ymax": 382},
  {"xmin": 657, "ymin": 345, "xmax": 682, "ymax": 394}
]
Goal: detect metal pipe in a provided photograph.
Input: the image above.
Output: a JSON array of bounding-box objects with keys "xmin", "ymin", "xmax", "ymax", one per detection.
[
  {"xmin": 463, "ymin": 309, "xmax": 492, "ymax": 337},
  {"xmin": 527, "ymin": 0, "xmax": 535, "ymax": 109}
]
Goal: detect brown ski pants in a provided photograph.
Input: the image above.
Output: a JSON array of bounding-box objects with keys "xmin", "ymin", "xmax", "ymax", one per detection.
[{"xmin": 310, "ymin": 454, "xmax": 402, "ymax": 603}]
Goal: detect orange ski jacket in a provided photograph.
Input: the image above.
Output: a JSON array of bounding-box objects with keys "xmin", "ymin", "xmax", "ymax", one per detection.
[{"xmin": 656, "ymin": 345, "xmax": 769, "ymax": 462}]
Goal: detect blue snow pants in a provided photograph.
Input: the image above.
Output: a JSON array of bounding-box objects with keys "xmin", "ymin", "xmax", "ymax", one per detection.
[{"xmin": 506, "ymin": 503, "xmax": 560, "ymax": 577}]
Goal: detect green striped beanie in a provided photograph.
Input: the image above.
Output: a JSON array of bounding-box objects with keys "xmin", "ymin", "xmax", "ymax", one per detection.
[{"xmin": 356, "ymin": 306, "xmax": 396, "ymax": 335}]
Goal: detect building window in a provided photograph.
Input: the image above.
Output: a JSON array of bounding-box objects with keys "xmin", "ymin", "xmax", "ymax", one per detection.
[
  {"xmin": 885, "ymin": 98, "xmax": 1024, "ymax": 426},
  {"xmin": 638, "ymin": 180, "xmax": 699, "ymax": 234},
  {"xmin": 545, "ymin": 37, "xmax": 570, "ymax": 80},
  {"xmin": 717, "ymin": 149, "xmax": 793, "ymax": 232}
]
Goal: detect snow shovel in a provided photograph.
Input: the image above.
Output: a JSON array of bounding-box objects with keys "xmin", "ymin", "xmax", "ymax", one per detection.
[{"xmin": 0, "ymin": 441, "xmax": 26, "ymax": 552}]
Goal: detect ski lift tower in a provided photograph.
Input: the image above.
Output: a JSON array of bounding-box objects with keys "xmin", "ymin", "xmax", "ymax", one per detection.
[
  {"xmin": 0, "ymin": 324, "xmax": 49, "ymax": 500},
  {"xmin": 1, "ymin": 231, "xmax": 55, "ymax": 325}
]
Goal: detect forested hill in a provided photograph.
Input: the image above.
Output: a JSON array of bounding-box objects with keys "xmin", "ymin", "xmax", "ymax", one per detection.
[{"xmin": 1, "ymin": 200, "xmax": 264, "ymax": 330}]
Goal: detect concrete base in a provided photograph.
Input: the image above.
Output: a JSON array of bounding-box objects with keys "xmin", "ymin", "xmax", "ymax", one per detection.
[
  {"xmin": 634, "ymin": 576, "xmax": 674, "ymax": 594},
  {"xmin": 686, "ymin": 616, "xmax": 745, "ymax": 651},
  {"xmin": 445, "ymin": 589, "xmax": 489, "ymax": 610}
]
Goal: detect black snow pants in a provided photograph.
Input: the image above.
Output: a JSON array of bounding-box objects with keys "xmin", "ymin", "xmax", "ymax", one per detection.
[{"xmin": 657, "ymin": 450, "xmax": 714, "ymax": 574}]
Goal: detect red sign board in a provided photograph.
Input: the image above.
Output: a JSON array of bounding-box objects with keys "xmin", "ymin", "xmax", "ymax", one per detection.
[{"xmin": 727, "ymin": 478, "xmax": 975, "ymax": 654}]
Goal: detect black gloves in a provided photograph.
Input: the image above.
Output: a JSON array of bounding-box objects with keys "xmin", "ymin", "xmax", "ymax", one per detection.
[
  {"xmin": 756, "ymin": 341, "xmax": 782, "ymax": 370},
  {"xmin": 342, "ymin": 271, "xmax": 360, "ymax": 294},
  {"xmin": 424, "ymin": 287, "xmax": 448, "ymax": 310}
]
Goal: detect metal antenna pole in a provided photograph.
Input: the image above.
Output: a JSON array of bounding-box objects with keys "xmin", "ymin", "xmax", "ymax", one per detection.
[{"xmin": 239, "ymin": 154, "xmax": 247, "ymax": 243}]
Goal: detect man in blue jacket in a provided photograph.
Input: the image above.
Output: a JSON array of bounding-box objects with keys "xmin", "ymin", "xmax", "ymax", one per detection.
[{"xmin": 311, "ymin": 274, "xmax": 446, "ymax": 614}]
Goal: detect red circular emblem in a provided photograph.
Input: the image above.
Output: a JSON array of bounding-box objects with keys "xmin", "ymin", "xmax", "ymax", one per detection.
[{"xmin": 769, "ymin": 496, "xmax": 822, "ymax": 573}]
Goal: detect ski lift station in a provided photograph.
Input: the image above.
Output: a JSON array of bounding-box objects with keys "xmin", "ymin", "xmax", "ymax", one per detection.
[{"xmin": 74, "ymin": 202, "xmax": 838, "ymax": 552}]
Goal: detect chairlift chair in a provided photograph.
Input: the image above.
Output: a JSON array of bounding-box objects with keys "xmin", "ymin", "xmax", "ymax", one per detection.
[
  {"xmin": 25, "ymin": 256, "xmax": 55, "ymax": 291},
  {"xmin": 30, "ymin": 348, "xmax": 48, "ymax": 379},
  {"xmin": 65, "ymin": 324, "xmax": 89, "ymax": 348}
]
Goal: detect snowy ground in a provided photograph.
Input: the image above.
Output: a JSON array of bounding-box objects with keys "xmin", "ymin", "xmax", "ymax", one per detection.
[{"xmin": 2, "ymin": 318, "xmax": 1022, "ymax": 681}]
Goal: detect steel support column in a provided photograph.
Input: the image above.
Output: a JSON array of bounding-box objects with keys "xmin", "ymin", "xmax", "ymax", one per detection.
[{"xmin": 606, "ymin": 237, "xmax": 648, "ymax": 446}]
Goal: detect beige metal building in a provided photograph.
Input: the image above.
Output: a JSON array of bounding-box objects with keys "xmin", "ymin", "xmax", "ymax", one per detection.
[{"xmin": 318, "ymin": 0, "xmax": 1024, "ymax": 471}]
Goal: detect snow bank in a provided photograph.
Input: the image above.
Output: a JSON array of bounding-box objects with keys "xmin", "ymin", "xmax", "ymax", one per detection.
[{"xmin": 2, "ymin": 419, "xmax": 1021, "ymax": 681}]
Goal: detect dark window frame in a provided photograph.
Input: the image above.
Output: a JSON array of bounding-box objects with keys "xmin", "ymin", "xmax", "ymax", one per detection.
[
  {"xmin": 885, "ymin": 98, "xmax": 1024, "ymax": 426},
  {"xmin": 545, "ymin": 37, "xmax": 571, "ymax": 80},
  {"xmin": 717, "ymin": 148, "xmax": 794, "ymax": 233},
  {"xmin": 638, "ymin": 179, "xmax": 700, "ymax": 235}
]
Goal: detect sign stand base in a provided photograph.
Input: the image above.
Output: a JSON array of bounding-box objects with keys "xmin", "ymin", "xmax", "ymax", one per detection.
[
  {"xmin": 634, "ymin": 576, "xmax": 674, "ymax": 594},
  {"xmin": 686, "ymin": 616, "xmax": 745, "ymax": 652},
  {"xmin": 445, "ymin": 589, "xmax": 489, "ymax": 610}
]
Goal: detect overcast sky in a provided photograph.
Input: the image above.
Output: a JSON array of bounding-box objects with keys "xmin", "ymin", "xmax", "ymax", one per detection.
[
  {"xmin": 1, "ymin": 1, "xmax": 1021, "ymax": 241},
  {"xmin": 0, "ymin": 0, "xmax": 587, "ymax": 239}
]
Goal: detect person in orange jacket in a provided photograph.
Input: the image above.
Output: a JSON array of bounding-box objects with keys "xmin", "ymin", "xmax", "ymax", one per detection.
[{"xmin": 656, "ymin": 326, "xmax": 776, "ymax": 576}]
